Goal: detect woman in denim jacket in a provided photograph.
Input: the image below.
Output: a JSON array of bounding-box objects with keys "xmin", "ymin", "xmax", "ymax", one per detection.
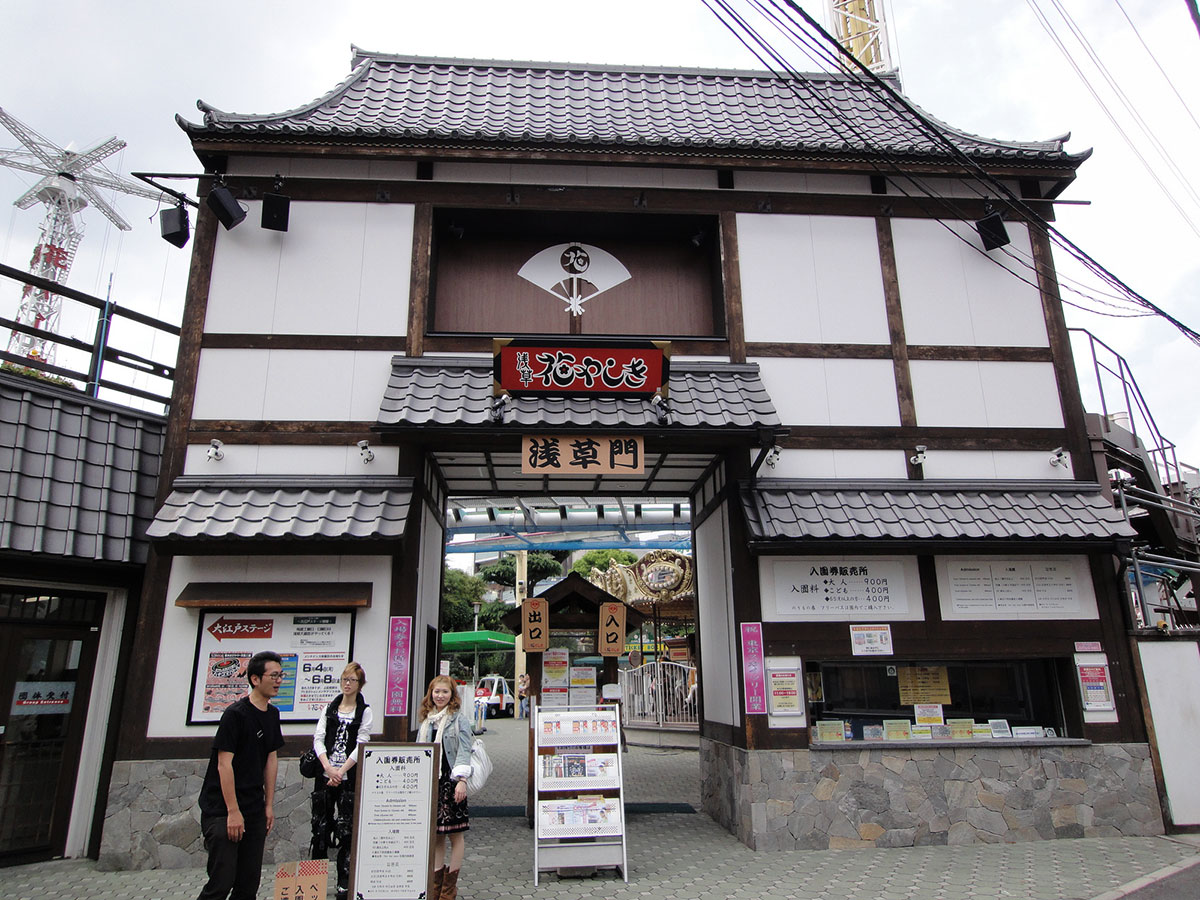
[{"xmin": 417, "ymin": 675, "xmax": 473, "ymax": 900}]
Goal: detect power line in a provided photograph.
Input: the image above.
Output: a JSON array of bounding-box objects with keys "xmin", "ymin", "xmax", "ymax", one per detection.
[
  {"xmin": 703, "ymin": 1, "xmax": 1161, "ymax": 323},
  {"xmin": 709, "ymin": 0, "xmax": 1200, "ymax": 348}
]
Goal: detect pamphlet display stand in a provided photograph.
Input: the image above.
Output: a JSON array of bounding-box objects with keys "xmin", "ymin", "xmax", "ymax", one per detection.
[{"xmin": 533, "ymin": 702, "xmax": 628, "ymax": 884}]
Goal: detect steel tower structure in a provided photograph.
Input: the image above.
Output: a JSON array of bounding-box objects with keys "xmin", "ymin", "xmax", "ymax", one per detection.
[{"xmin": 0, "ymin": 107, "xmax": 165, "ymax": 363}]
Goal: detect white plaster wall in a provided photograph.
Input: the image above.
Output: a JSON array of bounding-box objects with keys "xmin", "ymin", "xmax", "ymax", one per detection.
[
  {"xmin": 891, "ymin": 219, "xmax": 1048, "ymax": 347},
  {"xmin": 191, "ymin": 349, "xmax": 395, "ymax": 421},
  {"xmin": 409, "ymin": 504, "xmax": 446, "ymax": 730},
  {"xmin": 182, "ymin": 444, "xmax": 402, "ymax": 477},
  {"xmin": 754, "ymin": 357, "xmax": 900, "ymax": 426},
  {"xmin": 920, "ymin": 449, "xmax": 1077, "ymax": 480},
  {"xmin": 227, "ymin": 157, "xmax": 418, "ymax": 181},
  {"xmin": 737, "ymin": 214, "xmax": 890, "ymax": 345},
  {"xmin": 148, "ymin": 555, "xmax": 393, "ymax": 739},
  {"xmin": 909, "ymin": 360, "xmax": 1063, "ymax": 428},
  {"xmin": 734, "ymin": 171, "xmax": 871, "ymax": 194},
  {"xmin": 434, "ymin": 161, "xmax": 713, "ymax": 189},
  {"xmin": 206, "ymin": 201, "xmax": 413, "ymax": 337},
  {"xmin": 888, "ymin": 177, "xmax": 1022, "ymax": 200},
  {"xmin": 695, "ymin": 502, "xmax": 737, "ymax": 726},
  {"xmin": 754, "ymin": 448, "xmax": 908, "ymax": 479},
  {"xmin": 71, "ymin": 587, "xmax": 126, "ymax": 857},
  {"xmin": 1137, "ymin": 641, "xmax": 1200, "ymax": 825}
]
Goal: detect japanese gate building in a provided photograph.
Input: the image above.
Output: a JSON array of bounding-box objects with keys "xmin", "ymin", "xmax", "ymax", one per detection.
[{"xmin": 102, "ymin": 48, "xmax": 1164, "ymax": 864}]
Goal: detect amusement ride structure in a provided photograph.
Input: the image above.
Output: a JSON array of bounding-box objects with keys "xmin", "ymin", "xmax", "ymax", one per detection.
[{"xmin": 0, "ymin": 107, "xmax": 165, "ymax": 364}]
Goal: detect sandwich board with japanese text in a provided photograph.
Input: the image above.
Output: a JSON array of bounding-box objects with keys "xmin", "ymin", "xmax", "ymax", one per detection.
[{"xmin": 349, "ymin": 743, "xmax": 438, "ymax": 900}]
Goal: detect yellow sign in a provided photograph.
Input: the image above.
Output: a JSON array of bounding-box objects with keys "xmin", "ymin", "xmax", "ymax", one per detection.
[
  {"xmin": 522, "ymin": 435, "xmax": 644, "ymax": 475},
  {"xmin": 896, "ymin": 666, "xmax": 951, "ymax": 705},
  {"xmin": 522, "ymin": 598, "xmax": 550, "ymax": 652},
  {"xmin": 598, "ymin": 602, "xmax": 626, "ymax": 657}
]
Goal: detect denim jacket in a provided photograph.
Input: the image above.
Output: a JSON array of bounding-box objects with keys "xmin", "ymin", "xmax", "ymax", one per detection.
[{"xmin": 433, "ymin": 709, "xmax": 473, "ymax": 774}]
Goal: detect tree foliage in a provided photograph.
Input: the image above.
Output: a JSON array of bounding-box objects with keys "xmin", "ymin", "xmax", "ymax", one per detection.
[
  {"xmin": 478, "ymin": 551, "xmax": 562, "ymax": 591},
  {"xmin": 441, "ymin": 566, "xmax": 485, "ymax": 632},
  {"xmin": 571, "ymin": 548, "xmax": 638, "ymax": 578}
]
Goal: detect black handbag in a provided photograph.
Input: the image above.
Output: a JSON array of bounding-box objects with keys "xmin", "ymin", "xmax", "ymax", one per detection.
[{"xmin": 299, "ymin": 748, "xmax": 322, "ymax": 779}]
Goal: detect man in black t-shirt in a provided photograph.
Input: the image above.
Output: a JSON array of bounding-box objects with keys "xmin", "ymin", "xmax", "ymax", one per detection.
[{"xmin": 197, "ymin": 650, "xmax": 286, "ymax": 900}]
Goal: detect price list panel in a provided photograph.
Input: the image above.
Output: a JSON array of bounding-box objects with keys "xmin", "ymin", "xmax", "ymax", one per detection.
[{"xmin": 352, "ymin": 743, "xmax": 438, "ymax": 900}]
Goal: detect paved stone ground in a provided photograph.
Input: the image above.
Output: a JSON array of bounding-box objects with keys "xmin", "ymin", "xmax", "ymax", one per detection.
[{"xmin": 3, "ymin": 716, "xmax": 1199, "ymax": 900}]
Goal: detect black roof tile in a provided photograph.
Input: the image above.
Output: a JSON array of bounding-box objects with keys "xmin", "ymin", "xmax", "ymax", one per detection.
[
  {"xmin": 178, "ymin": 50, "xmax": 1085, "ymax": 170},
  {"xmin": 742, "ymin": 480, "xmax": 1135, "ymax": 544},
  {"xmin": 377, "ymin": 357, "xmax": 780, "ymax": 431},
  {"xmin": 0, "ymin": 374, "xmax": 164, "ymax": 565},
  {"xmin": 147, "ymin": 476, "xmax": 414, "ymax": 543}
]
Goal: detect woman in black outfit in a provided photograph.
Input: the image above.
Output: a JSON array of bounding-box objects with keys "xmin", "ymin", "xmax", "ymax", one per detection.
[{"xmin": 310, "ymin": 661, "xmax": 372, "ymax": 900}]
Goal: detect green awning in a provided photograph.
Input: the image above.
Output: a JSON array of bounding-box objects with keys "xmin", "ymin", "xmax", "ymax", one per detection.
[{"xmin": 440, "ymin": 630, "xmax": 516, "ymax": 652}]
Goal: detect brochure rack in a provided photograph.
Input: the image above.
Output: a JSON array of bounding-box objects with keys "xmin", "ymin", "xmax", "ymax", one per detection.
[{"xmin": 533, "ymin": 702, "xmax": 627, "ymax": 884}]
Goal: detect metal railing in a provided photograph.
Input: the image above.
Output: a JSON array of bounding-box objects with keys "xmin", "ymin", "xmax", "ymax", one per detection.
[
  {"xmin": 1070, "ymin": 328, "xmax": 1194, "ymax": 501},
  {"xmin": 1, "ymin": 262, "xmax": 178, "ymax": 410},
  {"xmin": 617, "ymin": 661, "xmax": 698, "ymax": 730}
]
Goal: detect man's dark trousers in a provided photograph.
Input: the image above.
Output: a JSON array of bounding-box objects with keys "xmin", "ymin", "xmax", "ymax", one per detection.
[{"xmin": 197, "ymin": 814, "xmax": 268, "ymax": 900}]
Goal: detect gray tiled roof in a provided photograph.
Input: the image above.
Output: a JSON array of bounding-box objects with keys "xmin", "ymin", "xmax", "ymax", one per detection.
[
  {"xmin": 0, "ymin": 374, "xmax": 164, "ymax": 564},
  {"xmin": 377, "ymin": 357, "xmax": 780, "ymax": 430},
  {"xmin": 742, "ymin": 480, "xmax": 1136, "ymax": 544},
  {"xmin": 147, "ymin": 476, "xmax": 413, "ymax": 542},
  {"xmin": 178, "ymin": 50, "xmax": 1083, "ymax": 168}
]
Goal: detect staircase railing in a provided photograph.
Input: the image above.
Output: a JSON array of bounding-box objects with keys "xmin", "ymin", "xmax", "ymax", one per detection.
[{"xmin": 1069, "ymin": 329, "xmax": 1192, "ymax": 493}]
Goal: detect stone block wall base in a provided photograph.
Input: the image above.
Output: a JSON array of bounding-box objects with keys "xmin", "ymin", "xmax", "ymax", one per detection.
[
  {"xmin": 699, "ymin": 740, "xmax": 1164, "ymax": 851},
  {"xmin": 98, "ymin": 759, "xmax": 313, "ymax": 871}
]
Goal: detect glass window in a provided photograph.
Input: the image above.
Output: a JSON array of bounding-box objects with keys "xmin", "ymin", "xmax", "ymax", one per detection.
[{"xmin": 809, "ymin": 659, "xmax": 1064, "ymax": 740}]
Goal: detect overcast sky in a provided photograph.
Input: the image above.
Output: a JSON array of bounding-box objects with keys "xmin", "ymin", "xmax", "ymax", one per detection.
[{"xmin": 3, "ymin": 0, "xmax": 1197, "ymax": 470}]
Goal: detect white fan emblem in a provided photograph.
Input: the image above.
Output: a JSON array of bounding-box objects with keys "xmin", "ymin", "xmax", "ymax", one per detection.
[{"xmin": 517, "ymin": 242, "xmax": 632, "ymax": 316}]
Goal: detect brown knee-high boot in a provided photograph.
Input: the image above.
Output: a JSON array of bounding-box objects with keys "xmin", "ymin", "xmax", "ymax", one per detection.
[
  {"xmin": 439, "ymin": 867, "xmax": 459, "ymax": 900},
  {"xmin": 430, "ymin": 865, "xmax": 447, "ymax": 899}
]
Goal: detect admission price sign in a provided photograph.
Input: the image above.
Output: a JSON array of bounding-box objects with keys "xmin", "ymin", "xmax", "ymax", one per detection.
[{"xmin": 350, "ymin": 743, "xmax": 438, "ymax": 900}]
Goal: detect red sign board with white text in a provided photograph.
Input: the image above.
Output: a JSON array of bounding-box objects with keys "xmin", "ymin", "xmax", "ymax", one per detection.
[{"xmin": 494, "ymin": 338, "xmax": 669, "ymax": 398}]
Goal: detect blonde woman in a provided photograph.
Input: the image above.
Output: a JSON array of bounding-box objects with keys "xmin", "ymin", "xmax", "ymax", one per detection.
[
  {"xmin": 310, "ymin": 662, "xmax": 372, "ymax": 900},
  {"xmin": 418, "ymin": 675, "xmax": 473, "ymax": 900}
]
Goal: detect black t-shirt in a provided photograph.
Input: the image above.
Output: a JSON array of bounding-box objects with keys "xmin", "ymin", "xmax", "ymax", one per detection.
[{"xmin": 199, "ymin": 696, "xmax": 285, "ymax": 818}]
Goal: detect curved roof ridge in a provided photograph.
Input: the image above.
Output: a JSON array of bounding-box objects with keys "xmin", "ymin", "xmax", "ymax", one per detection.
[
  {"xmin": 178, "ymin": 48, "xmax": 1087, "ymax": 169},
  {"xmin": 348, "ymin": 45, "xmax": 889, "ymax": 83},
  {"xmin": 180, "ymin": 54, "xmax": 373, "ymax": 130}
]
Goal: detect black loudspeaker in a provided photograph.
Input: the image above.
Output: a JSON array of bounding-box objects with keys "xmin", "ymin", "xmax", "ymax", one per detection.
[
  {"xmin": 207, "ymin": 184, "xmax": 247, "ymax": 230},
  {"xmin": 159, "ymin": 206, "xmax": 190, "ymax": 248},
  {"xmin": 975, "ymin": 212, "xmax": 1010, "ymax": 251},
  {"xmin": 261, "ymin": 193, "xmax": 290, "ymax": 232}
]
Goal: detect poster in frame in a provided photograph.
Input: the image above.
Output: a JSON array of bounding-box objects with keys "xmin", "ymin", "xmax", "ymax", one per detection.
[{"xmin": 187, "ymin": 609, "xmax": 356, "ymax": 725}]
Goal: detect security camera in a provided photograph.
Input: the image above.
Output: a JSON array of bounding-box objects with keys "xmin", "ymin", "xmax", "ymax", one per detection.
[
  {"xmin": 206, "ymin": 439, "xmax": 224, "ymax": 462},
  {"xmin": 357, "ymin": 440, "xmax": 374, "ymax": 463},
  {"xmin": 909, "ymin": 445, "xmax": 927, "ymax": 466},
  {"xmin": 1049, "ymin": 447, "xmax": 1068, "ymax": 468}
]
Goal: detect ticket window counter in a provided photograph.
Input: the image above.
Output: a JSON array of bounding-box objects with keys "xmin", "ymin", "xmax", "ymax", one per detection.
[{"xmin": 807, "ymin": 659, "xmax": 1080, "ymax": 742}]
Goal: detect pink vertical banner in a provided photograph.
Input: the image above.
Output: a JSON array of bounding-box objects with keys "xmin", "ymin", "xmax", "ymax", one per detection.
[
  {"xmin": 740, "ymin": 622, "xmax": 767, "ymax": 715},
  {"xmin": 385, "ymin": 616, "xmax": 413, "ymax": 717}
]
